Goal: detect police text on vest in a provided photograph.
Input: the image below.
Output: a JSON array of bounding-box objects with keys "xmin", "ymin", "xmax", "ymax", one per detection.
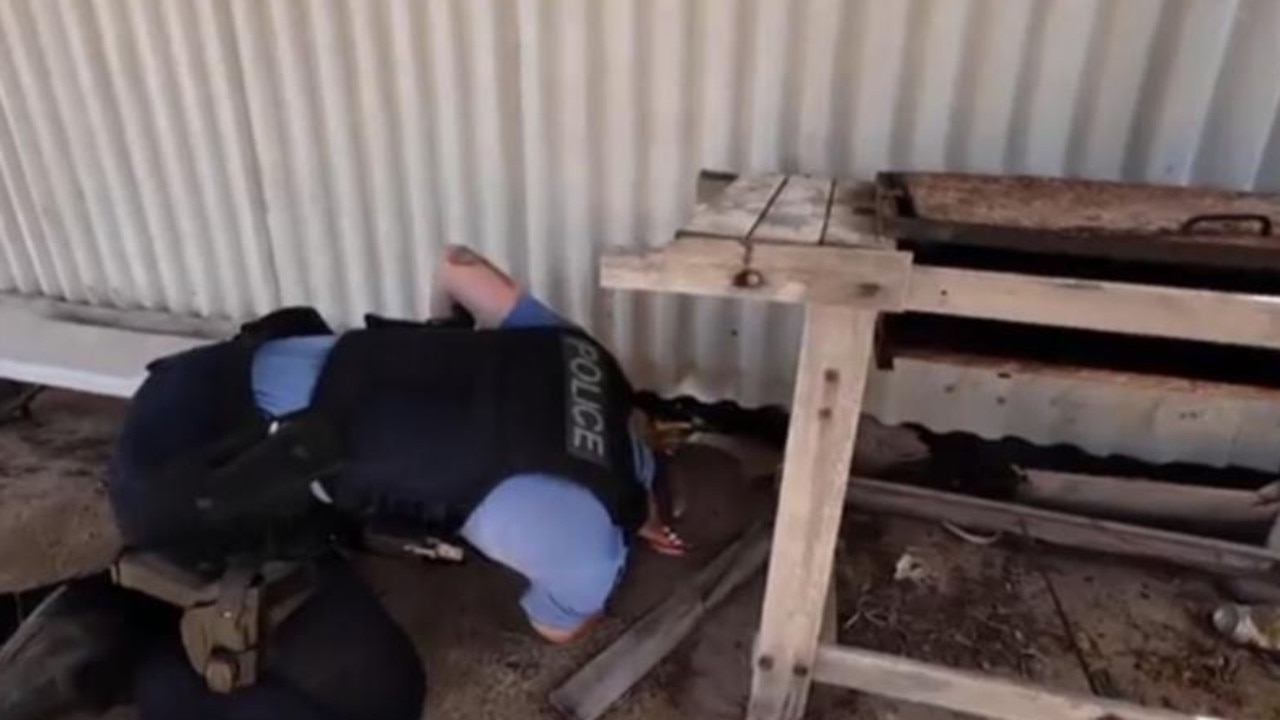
[{"xmin": 563, "ymin": 335, "xmax": 609, "ymax": 465}]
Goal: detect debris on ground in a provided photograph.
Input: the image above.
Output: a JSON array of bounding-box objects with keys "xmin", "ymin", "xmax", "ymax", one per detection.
[
  {"xmin": 0, "ymin": 380, "xmax": 43, "ymax": 425},
  {"xmin": 1126, "ymin": 641, "xmax": 1241, "ymax": 700},
  {"xmin": 0, "ymin": 391, "xmax": 123, "ymax": 593},
  {"xmin": 4, "ymin": 393, "xmax": 1280, "ymax": 720},
  {"xmin": 1042, "ymin": 556, "xmax": 1262, "ymax": 716},
  {"xmin": 891, "ymin": 551, "xmax": 935, "ymax": 586},
  {"xmin": 1213, "ymin": 603, "xmax": 1280, "ymax": 653},
  {"xmin": 841, "ymin": 542, "xmax": 1057, "ymax": 679},
  {"xmin": 939, "ymin": 521, "xmax": 1002, "ymax": 545}
]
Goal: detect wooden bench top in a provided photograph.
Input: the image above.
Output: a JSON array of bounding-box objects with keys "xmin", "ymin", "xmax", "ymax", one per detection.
[{"xmin": 682, "ymin": 173, "xmax": 889, "ymax": 248}]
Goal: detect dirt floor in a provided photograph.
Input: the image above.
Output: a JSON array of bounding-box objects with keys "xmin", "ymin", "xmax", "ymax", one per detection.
[
  {"xmin": 4, "ymin": 391, "xmax": 1280, "ymax": 720},
  {"xmin": 0, "ymin": 391, "xmax": 122, "ymax": 593}
]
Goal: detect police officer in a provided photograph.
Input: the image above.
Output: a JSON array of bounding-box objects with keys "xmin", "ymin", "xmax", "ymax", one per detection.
[{"xmin": 1, "ymin": 246, "xmax": 684, "ymax": 720}]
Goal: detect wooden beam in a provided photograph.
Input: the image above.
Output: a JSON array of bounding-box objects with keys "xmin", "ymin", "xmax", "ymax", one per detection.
[
  {"xmin": 681, "ymin": 174, "xmax": 787, "ymax": 239},
  {"xmin": 1017, "ymin": 470, "xmax": 1276, "ymax": 530},
  {"xmin": 600, "ymin": 237, "xmax": 910, "ymax": 309},
  {"xmin": 846, "ymin": 476, "xmax": 1280, "ymax": 578},
  {"xmin": 753, "ymin": 176, "xmax": 835, "ymax": 244},
  {"xmin": 748, "ymin": 306, "xmax": 877, "ymax": 720},
  {"xmin": 907, "ymin": 266, "xmax": 1280, "ymax": 351},
  {"xmin": 811, "ymin": 644, "xmax": 1225, "ymax": 720},
  {"xmin": 550, "ymin": 525, "xmax": 772, "ymax": 720},
  {"xmin": 0, "ymin": 302, "xmax": 204, "ymax": 397},
  {"xmin": 0, "ymin": 293, "xmax": 236, "ymax": 340}
]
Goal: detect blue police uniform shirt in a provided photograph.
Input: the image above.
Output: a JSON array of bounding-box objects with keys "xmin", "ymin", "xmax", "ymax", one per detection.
[{"xmin": 251, "ymin": 296, "xmax": 653, "ymax": 631}]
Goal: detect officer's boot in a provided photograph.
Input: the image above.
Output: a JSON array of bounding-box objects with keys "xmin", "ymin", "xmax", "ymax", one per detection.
[{"xmin": 0, "ymin": 577, "xmax": 164, "ymax": 720}]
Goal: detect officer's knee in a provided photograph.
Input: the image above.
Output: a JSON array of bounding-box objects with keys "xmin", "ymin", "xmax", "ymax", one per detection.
[{"xmin": 266, "ymin": 563, "xmax": 426, "ymax": 720}]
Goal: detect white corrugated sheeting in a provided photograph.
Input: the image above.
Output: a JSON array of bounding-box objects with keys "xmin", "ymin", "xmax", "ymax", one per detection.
[
  {"xmin": 2, "ymin": 0, "xmax": 1280, "ymax": 463},
  {"xmin": 865, "ymin": 359, "xmax": 1280, "ymax": 471}
]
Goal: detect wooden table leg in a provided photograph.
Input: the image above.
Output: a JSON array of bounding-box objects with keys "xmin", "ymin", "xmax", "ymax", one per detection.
[{"xmin": 748, "ymin": 305, "xmax": 877, "ymax": 720}]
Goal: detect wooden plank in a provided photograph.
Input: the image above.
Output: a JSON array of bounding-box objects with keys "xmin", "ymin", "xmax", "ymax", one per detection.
[
  {"xmin": 550, "ymin": 525, "xmax": 772, "ymax": 720},
  {"xmin": 0, "ymin": 293, "xmax": 237, "ymax": 340},
  {"xmin": 681, "ymin": 173, "xmax": 787, "ymax": 239},
  {"xmin": 752, "ymin": 176, "xmax": 835, "ymax": 244},
  {"xmin": 1017, "ymin": 470, "xmax": 1276, "ymax": 530},
  {"xmin": 811, "ymin": 644, "xmax": 1224, "ymax": 720},
  {"xmin": 600, "ymin": 237, "xmax": 911, "ymax": 309},
  {"xmin": 0, "ymin": 302, "xmax": 205, "ymax": 397},
  {"xmin": 748, "ymin": 306, "xmax": 877, "ymax": 720},
  {"xmin": 892, "ymin": 343, "xmax": 1280, "ymax": 403},
  {"xmin": 845, "ymin": 476, "xmax": 1280, "ymax": 578},
  {"xmin": 823, "ymin": 181, "xmax": 887, "ymax": 248},
  {"xmin": 906, "ymin": 266, "xmax": 1280, "ymax": 351}
]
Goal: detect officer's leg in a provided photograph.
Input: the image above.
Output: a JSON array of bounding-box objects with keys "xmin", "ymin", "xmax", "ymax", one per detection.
[
  {"xmin": 135, "ymin": 641, "xmax": 337, "ymax": 720},
  {"xmin": 135, "ymin": 561, "xmax": 425, "ymax": 720}
]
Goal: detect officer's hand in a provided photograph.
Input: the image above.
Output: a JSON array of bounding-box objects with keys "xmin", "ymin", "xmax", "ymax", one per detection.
[{"xmin": 638, "ymin": 521, "xmax": 689, "ymax": 556}]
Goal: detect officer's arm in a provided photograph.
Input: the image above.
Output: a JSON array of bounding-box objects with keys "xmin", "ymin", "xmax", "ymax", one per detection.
[{"xmin": 435, "ymin": 245, "xmax": 522, "ymax": 328}]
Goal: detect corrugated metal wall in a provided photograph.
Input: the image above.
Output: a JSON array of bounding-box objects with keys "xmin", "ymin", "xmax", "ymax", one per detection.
[{"xmin": 2, "ymin": 0, "xmax": 1280, "ymax": 416}]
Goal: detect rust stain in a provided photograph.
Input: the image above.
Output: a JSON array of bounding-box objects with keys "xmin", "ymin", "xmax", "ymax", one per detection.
[{"xmin": 892, "ymin": 173, "xmax": 1280, "ymax": 235}]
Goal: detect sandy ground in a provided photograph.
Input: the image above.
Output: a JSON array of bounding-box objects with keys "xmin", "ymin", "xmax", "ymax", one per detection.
[
  {"xmin": 5, "ymin": 391, "xmax": 1279, "ymax": 720},
  {"xmin": 0, "ymin": 391, "xmax": 122, "ymax": 592}
]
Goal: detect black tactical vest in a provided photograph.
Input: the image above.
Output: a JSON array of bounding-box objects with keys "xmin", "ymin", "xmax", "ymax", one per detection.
[
  {"xmin": 311, "ymin": 325, "xmax": 647, "ymax": 536},
  {"xmin": 109, "ymin": 308, "xmax": 647, "ymax": 558},
  {"xmin": 110, "ymin": 308, "xmax": 339, "ymax": 557}
]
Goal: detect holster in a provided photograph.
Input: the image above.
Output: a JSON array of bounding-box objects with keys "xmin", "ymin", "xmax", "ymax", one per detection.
[{"xmin": 112, "ymin": 552, "xmax": 316, "ymax": 693}]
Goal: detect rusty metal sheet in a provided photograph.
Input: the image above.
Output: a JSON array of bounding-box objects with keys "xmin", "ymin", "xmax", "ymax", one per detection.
[
  {"xmin": 879, "ymin": 172, "xmax": 1280, "ymax": 273},
  {"xmin": 889, "ymin": 173, "xmax": 1280, "ymax": 233}
]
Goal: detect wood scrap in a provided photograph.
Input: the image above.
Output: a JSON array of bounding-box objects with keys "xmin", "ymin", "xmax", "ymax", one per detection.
[
  {"xmin": 687, "ymin": 430, "xmax": 1280, "ymax": 576},
  {"xmin": 1223, "ymin": 499, "xmax": 1280, "ymax": 603},
  {"xmin": 847, "ymin": 476, "xmax": 1280, "ymax": 578},
  {"xmin": 905, "ymin": 264, "xmax": 1280, "ymax": 351},
  {"xmin": 1017, "ymin": 470, "xmax": 1277, "ymax": 534},
  {"xmin": 550, "ymin": 524, "xmax": 772, "ymax": 720},
  {"xmin": 811, "ymin": 644, "xmax": 1227, "ymax": 720}
]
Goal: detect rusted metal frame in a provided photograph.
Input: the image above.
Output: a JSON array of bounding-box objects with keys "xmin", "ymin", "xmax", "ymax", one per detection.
[
  {"xmin": 882, "ymin": 214, "xmax": 1280, "ymax": 273},
  {"xmin": 876, "ymin": 170, "xmax": 1280, "ymax": 273}
]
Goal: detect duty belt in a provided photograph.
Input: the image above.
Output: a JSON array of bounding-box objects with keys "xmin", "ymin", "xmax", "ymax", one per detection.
[{"xmin": 112, "ymin": 552, "xmax": 315, "ymax": 693}]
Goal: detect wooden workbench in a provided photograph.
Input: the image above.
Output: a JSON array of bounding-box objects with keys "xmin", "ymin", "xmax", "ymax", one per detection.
[{"xmin": 599, "ymin": 172, "xmax": 1270, "ymax": 720}]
